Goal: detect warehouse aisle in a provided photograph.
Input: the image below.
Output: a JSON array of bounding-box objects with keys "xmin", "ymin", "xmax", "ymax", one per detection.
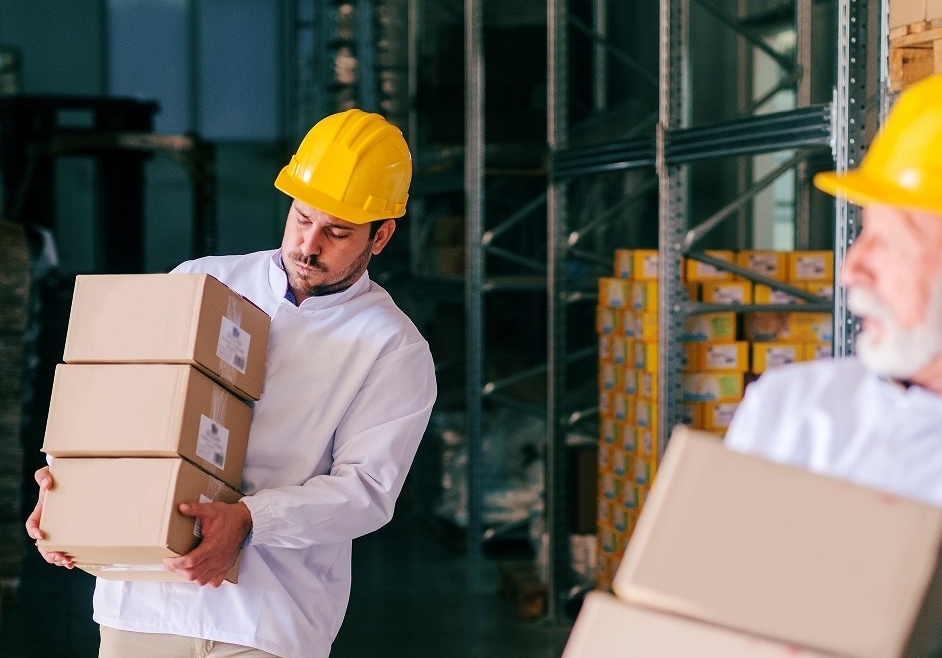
[{"xmin": 0, "ymin": 497, "xmax": 573, "ymax": 658}]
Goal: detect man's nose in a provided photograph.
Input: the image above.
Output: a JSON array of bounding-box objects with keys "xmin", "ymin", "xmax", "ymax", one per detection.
[
  {"xmin": 840, "ymin": 237, "xmax": 869, "ymax": 288},
  {"xmin": 299, "ymin": 230, "xmax": 321, "ymax": 257}
]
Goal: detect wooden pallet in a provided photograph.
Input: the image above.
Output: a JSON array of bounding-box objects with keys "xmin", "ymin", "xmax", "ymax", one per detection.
[{"xmin": 890, "ymin": 19, "xmax": 942, "ymax": 91}]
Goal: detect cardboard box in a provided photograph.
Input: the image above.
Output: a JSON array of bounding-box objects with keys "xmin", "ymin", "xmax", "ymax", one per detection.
[
  {"xmin": 38, "ymin": 457, "xmax": 243, "ymax": 583},
  {"xmin": 736, "ymin": 250, "xmax": 788, "ymax": 282},
  {"xmin": 929, "ymin": 0, "xmax": 942, "ymax": 19},
  {"xmin": 613, "ymin": 427, "xmax": 942, "ymax": 658},
  {"xmin": 681, "ymin": 371, "xmax": 745, "ymax": 402},
  {"xmin": 64, "ymin": 274, "xmax": 270, "ymax": 401},
  {"xmin": 42, "ymin": 364, "xmax": 251, "ymax": 490},
  {"xmin": 700, "ymin": 281, "xmax": 752, "ymax": 304},
  {"xmin": 614, "ymin": 248, "xmax": 658, "ymax": 281},
  {"xmin": 690, "ymin": 342, "xmax": 750, "ymax": 372},
  {"xmin": 563, "ymin": 592, "xmax": 840, "ymax": 658},
  {"xmin": 787, "ymin": 251, "xmax": 834, "ymax": 283},
  {"xmin": 753, "ymin": 284, "xmax": 803, "ymax": 305},
  {"xmin": 743, "ymin": 311, "xmax": 833, "ymax": 342},
  {"xmin": 698, "ymin": 401, "xmax": 740, "ymax": 431},
  {"xmin": 632, "ymin": 281, "xmax": 659, "ymax": 311},
  {"xmin": 681, "ymin": 312, "xmax": 737, "ymax": 342},
  {"xmin": 751, "ymin": 342, "xmax": 804, "ymax": 373},
  {"xmin": 891, "ymin": 0, "xmax": 925, "ymax": 27},
  {"xmin": 684, "ymin": 251, "xmax": 736, "ymax": 282},
  {"xmin": 598, "ymin": 277, "xmax": 631, "ymax": 309}
]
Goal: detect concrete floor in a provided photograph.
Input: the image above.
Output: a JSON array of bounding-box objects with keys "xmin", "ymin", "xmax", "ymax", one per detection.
[{"xmin": 0, "ymin": 503, "xmax": 574, "ymax": 658}]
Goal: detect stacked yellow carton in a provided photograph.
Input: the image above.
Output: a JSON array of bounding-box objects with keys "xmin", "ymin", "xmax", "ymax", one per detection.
[{"xmin": 595, "ymin": 248, "xmax": 834, "ymax": 590}]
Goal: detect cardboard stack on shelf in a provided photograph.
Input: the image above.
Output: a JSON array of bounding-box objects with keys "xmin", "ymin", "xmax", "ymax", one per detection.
[
  {"xmin": 36, "ymin": 273, "xmax": 271, "ymax": 583},
  {"xmin": 564, "ymin": 427, "xmax": 942, "ymax": 658},
  {"xmin": 594, "ymin": 248, "xmax": 834, "ymax": 590},
  {"xmin": 889, "ymin": 0, "xmax": 942, "ymax": 92}
]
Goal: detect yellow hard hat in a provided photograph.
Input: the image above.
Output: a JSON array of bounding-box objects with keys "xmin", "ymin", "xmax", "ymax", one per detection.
[
  {"xmin": 813, "ymin": 73, "xmax": 942, "ymax": 215},
  {"xmin": 275, "ymin": 109, "xmax": 412, "ymax": 224}
]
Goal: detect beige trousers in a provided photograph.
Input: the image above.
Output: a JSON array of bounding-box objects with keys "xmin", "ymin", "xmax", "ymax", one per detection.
[{"xmin": 98, "ymin": 626, "xmax": 281, "ymax": 658}]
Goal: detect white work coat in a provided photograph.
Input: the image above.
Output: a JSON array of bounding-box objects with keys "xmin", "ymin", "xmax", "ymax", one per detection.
[
  {"xmin": 92, "ymin": 250, "xmax": 437, "ymax": 658},
  {"xmin": 724, "ymin": 357, "xmax": 942, "ymax": 507}
]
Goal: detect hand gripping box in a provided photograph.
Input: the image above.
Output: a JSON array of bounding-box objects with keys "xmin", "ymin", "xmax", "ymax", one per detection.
[
  {"xmin": 562, "ymin": 591, "xmax": 839, "ymax": 658},
  {"xmin": 612, "ymin": 427, "xmax": 942, "ymax": 658},
  {"xmin": 37, "ymin": 457, "xmax": 243, "ymax": 583},
  {"xmin": 64, "ymin": 273, "xmax": 270, "ymax": 401},
  {"xmin": 42, "ymin": 363, "xmax": 252, "ymax": 490}
]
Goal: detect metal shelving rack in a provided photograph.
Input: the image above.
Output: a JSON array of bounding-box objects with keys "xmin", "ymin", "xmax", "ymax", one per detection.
[{"xmin": 546, "ymin": 0, "xmax": 881, "ymax": 624}]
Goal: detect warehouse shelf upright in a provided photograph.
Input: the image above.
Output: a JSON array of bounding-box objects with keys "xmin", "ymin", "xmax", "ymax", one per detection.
[
  {"xmin": 547, "ymin": 0, "xmax": 660, "ymax": 621},
  {"xmin": 403, "ymin": 0, "xmax": 553, "ymax": 568},
  {"xmin": 545, "ymin": 0, "xmax": 883, "ymax": 623}
]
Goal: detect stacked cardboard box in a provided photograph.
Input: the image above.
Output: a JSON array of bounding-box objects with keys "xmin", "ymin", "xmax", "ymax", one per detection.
[
  {"xmin": 595, "ymin": 248, "xmax": 833, "ymax": 589},
  {"xmin": 888, "ymin": 2, "xmax": 942, "ymax": 95},
  {"xmin": 564, "ymin": 427, "xmax": 942, "ymax": 657},
  {"xmin": 36, "ymin": 273, "xmax": 271, "ymax": 583}
]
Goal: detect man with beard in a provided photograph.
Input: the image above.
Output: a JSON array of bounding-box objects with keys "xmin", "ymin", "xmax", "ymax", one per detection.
[
  {"xmin": 723, "ymin": 72, "xmax": 942, "ymax": 506},
  {"xmin": 26, "ymin": 109, "xmax": 437, "ymax": 658}
]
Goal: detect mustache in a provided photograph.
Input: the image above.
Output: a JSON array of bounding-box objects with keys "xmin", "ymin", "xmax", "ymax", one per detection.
[
  {"xmin": 289, "ymin": 251, "xmax": 327, "ymax": 271},
  {"xmin": 847, "ymin": 288, "xmax": 893, "ymax": 322}
]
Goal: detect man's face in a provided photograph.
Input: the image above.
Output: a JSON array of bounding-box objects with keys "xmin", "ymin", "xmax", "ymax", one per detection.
[
  {"xmin": 280, "ymin": 200, "xmax": 395, "ymax": 303},
  {"xmin": 842, "ymin": 203, "xmax": 942, "ymax": 378}
]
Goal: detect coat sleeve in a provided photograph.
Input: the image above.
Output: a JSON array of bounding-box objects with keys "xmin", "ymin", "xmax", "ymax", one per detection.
[{"xmin": 238, "ymin": 340, "xmax": 437, "ymax": 548}]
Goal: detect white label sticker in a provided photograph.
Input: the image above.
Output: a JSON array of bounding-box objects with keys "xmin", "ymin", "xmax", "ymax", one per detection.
[
  {"xmin": 193, "ymin": 494, "xmax": 214, "ymax": 539},
  {"xmin": 705, "ymin": 345, "xmax": 738, "ymax": 368},
  {"xmin": 196, "ymin": 414, "xmax": 229, "ymax": 470},
  {"xmin": 216, "ymin": 316, "xmax": 251, "ymax": 374}
]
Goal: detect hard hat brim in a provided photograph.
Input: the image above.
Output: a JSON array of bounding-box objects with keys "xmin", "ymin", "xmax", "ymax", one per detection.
[
  {"xmin": 813, "ymin": 169, "xmax": 942, "ymax": 216},
  {"xmin": 274, "ymin": 167, "xmax": 406, "ymax": 224}
]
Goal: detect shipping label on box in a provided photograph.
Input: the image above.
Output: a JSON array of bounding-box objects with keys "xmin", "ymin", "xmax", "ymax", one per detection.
[
  {"xmin": 632, "ymin": 281, "xmax": 659, "ymax": 311},
  {"xmin": 614, "ymin": 249, "xmax": 658, "ymax": 280},
  {"xmin": 599, "ymin": 389, "xmax": 614, "ymax": 418},
  {"xmin": 751, "ymin": 342, "xmax": 804, "ymax": 373},
  {"xmin": 691, "ymin": 342, "xmax": 750, "ymax": 372},
  {"xmin": 681, "ymin": 312, "xmax": 737, "ymax": 342},
  {"xmin": 38, "ymin": 457, "xmax": 243, "ymax": 583},
  {"xmin": 634, "ymin": 456, "xmax": 656, "ymax": 486},
  {"xmin": 598, "ymin": 443, "xmax": 614, "ymax": 473},
  {"xmin": 619, "ymin": 421, "xmax": 637, "ymax": 453},
  {"xmin": 699, "ymin": 401, "xmax": 740, "ymax": 431},
  {"xmin": 684, "ymin": 251, "xmax": 735, "ymax": 282},
  {"xmin": 681, "ymin": 371, "xmax": 744, "ymax": 402},
  {"xmin": 597, "ymin": 498, "xmax": 612, "ymax": 526},
  {"xmin": 788, "ymin": 251, "xmax": 834, "ymax": 283},
  {"xmin": 599, "ymin": 277, "xmax": 631, "ymax": 308},
  {"xmin": 634, "ymin": 341, "xmax": 658, "ymax": 373},
  {"xmin": 787, "ymin": 312, "xmax": 834, "ymax": 342},
  {"xmin": 753, "ymin": 284, "xmax": 803, "ymax": 305},
  {"xmin": 700, "ymin": 281, "xmax": 752, "ymax": 304},
  {"xmin": 736, "ymin": 251, "xmax": 788, "ymax": 282},
  {"xmin": 64, "ymin": 273, "xmax": 270, "ymax": 401},
  {"xmin": 42, "ymin": 364, "xmax": 251, "ymax": 490},
  {"xmin": 635, "ymin": 399, "xmax": 657, "ymax": 434},
  {"xmin": 622, "ymin": 366, "xmax": 639, "ymax": 396},
  {"xmin": 613, "ymin": 427, "xmax": 942, "ymax": 658},
  {"xmin": 596, "ymin": 306, "xmax": 617, "ymax": 335},
  {"xmin": 612, "ymin": 336, "xmax": 629, "ymax": 365},
  {"xmin": 600, "ymin": 417, "xmax": 616, "ymax": 445},
  {"xmin": 600, "ymin": 471, "xmax": 620, "ymax": 501},
  {"xmin": 621, "ymin": 482, "xmax": 640, "ymax": 510},
  {"xmin": 613, "ymin": 448, "xmax": 630, "ymax": 477},
  {"xmin": 613, "ymin": 392, "xmax": 632, "ymax": 423},
  {"xmin": 639, "ymin": 371, "xmax": 657, "ymax": 400},
  {"xmin": 599, "ymin": 361, "xmax": 619, "ymax": 391},
  {"xmin": 637, "ymin": 425, "xmax": 658, "ymax": 459}
]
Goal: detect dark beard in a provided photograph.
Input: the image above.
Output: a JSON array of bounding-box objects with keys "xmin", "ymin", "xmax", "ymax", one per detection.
[{"xmin": 287, "ymin": 239, "xmax": 373, "ymax": 297}]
